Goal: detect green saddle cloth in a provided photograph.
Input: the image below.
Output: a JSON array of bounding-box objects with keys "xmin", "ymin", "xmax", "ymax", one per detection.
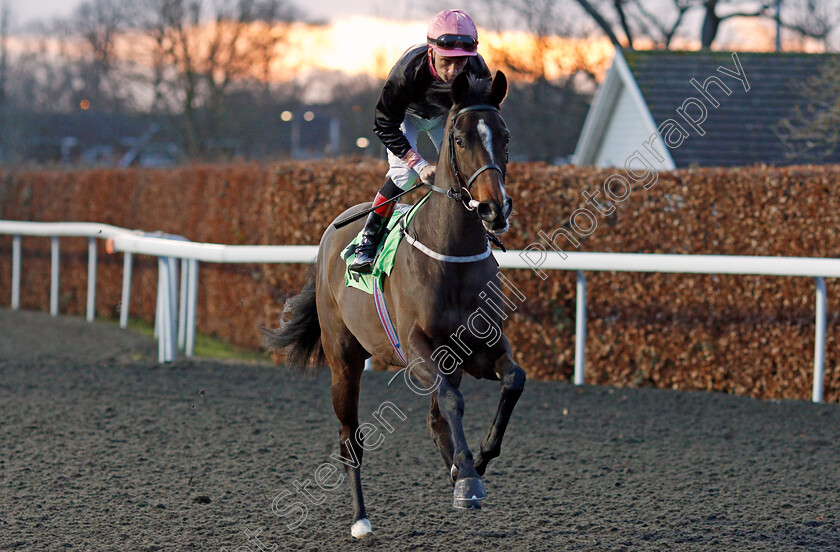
[{"xmin": 341, "ymin": 193, "xmax": 430, "ymax": 294}]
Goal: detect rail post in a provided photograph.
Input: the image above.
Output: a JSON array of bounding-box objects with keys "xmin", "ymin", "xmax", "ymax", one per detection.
[
  {"xmin": 156, "ymin": 256, "xmax": 179, "ymax": 362},
  {"xmin": 574, "ymin": 270, "xmax": 587, "ymax": 386},
  {"xmin": 185, "ymin": 260, "xmax": 198, "ymax": 357},
  {"xmin": 50, "ymin": 237, "xmax": 59, "ymax": 316},
  {"xmin": 178, "ymin": 259, "xmax": 188, "ymax": 351},
  {"xmin": 86, "ymin": 238, "xmax": 97, "ymax": 322},
  {"xmin": 11, "ymin": 235, "xmax": 21, "ymax": 310},
  {"xmin": 813, "ymin": 277, "xmax": 826, "ymax": 403},
  {"xmin": 120, "ymin": 252, "xmax": 132, "ymax": 329}
]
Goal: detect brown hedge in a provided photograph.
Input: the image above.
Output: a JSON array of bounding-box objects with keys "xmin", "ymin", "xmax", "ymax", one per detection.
[{"xmin": 1, "ymin": 161, "xmax": 838, "ymax": 402}]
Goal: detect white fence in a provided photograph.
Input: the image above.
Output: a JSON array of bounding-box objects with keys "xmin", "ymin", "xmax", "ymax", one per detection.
[
  {"xmin": 1, "ymin": 219, "xmax": 836, "ymax": 403},
  {"xmin": 107, "ymin": 232, "xmax": 318, "ymax": 363}
]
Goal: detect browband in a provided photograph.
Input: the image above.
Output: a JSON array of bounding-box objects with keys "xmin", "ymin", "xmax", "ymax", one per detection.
[{"xmin": 451, "ymin": 104, "xmax": 499, "ymax": 122}]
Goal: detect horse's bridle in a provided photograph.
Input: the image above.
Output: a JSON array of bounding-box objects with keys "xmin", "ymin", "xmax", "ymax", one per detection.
[
  {"xmin": 405, "ymin": 102, "xmax": 513, "ymax": 257},
  {"xmin": 435, "ymin": 104, "xmax": 508, "ymax": 212}
]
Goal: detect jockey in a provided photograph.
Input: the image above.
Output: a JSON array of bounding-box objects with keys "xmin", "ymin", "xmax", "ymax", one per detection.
[{"xmin": 349, "ymin": 9, "xmax": 492, "ymax": 274}]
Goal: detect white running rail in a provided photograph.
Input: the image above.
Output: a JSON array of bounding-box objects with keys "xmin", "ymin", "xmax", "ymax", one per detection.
[
  {"xmin": 107, "ymin": 234, "xmax": 319, "ymax": 364},
  {"xmin": 107, "ymin": 233, "xmax": 319, "ymax": 363},
  {"xmin": 0, "ymin": 222, "xmax": 135, "ymax": 323},
  {"xmin": 2, "ymin": 219, "xmax": 836, "ymax": 402},
  {"xmin": 496, "ymin": 250, "xmax": 839, "ymax": 403}
]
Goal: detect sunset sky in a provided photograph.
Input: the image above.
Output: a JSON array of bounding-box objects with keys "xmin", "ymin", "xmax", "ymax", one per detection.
[
  {"xmin": 9, "ymin": 0, "xmax": 811, "ymax": 54},
  {"xmin": 4, "ymin": 7, "xmax": 619, "ymax": 91},
  {"xmin": 10, "ymin": 0, "xmax": 406, "ymax": 26},
  {"xmin": 281, "ymin": 17, "xmax": 615, "ymax": 80},
  {"xmin": 5, "ymin": 0, "xmax": 817, "ymax": 92}
]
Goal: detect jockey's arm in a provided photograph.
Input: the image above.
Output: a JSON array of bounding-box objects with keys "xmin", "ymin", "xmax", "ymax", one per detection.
[{"xmin": 373, "ymin": 51, "xmax": 432, "ymax": 179}]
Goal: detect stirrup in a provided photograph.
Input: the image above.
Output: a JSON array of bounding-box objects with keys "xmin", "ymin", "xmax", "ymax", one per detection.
[
  {"xmin": 349, "ymin": 254, "xmax": 375, "ymax": 274},
  {"xmin": 349, "ymin": 210, "xmax": 387, "ymax": 274},
  {"xmin": 349, "ymin": 240, "xmax": 377, "ymax": 273}
]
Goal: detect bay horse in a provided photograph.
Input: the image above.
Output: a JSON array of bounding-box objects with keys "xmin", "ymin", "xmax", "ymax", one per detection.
[{"xmin": 264, "ymin": 70, "xmax": 526, "ymax": 539}]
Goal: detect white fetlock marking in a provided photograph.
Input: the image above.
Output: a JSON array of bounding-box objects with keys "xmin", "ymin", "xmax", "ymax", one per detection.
[
  {"xmin": 351, "ymin": 518, "xmax": 373, "ymax": 538},
  {"xmin": 450, "ymin": 465, "xmax": 458, "ymax": 480}
]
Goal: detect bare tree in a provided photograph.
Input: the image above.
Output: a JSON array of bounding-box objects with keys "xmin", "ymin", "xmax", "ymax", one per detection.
[
  {"xmin": 131, "ymin": 0, "xmax": 299, "ymax": 157},
  {"xmin": 697, "ymin": 0, "xmax": 776, "ymax": 49},
  {"xmin": 566, "ymin": 0, "xmax": 694, "ymax": 49},
  {"xmin": 70, "ymin": 0, "xmax": 127, "ymax": 110},
  {"xmin": 6, "ymin": 3, "xmax": 131, "ymax": 115},
  {"xmin": 0, "ymin": 2, "xmax": 7, "ymax": 107},
  {"xmin": 630, "ymin": 0, "xmax": 694, "ymax": 48},
  {"xmin": 565, "ymin": 0, "xmax": 827, "ymax": 50},
  {"xmin": 780, "ymin": 0, "xmax": 840, "ymax": 48},
  {"xmin": 574, "ymin": 0, "xmax": 634, "ymax": 48},
  {"xmin": 478, "ymin": 0, "xmax": 574, "ymax": 78},
  {"xmin": 0, "ymin": 0, "xmax": 8, "ymax": 161},
  {"xmin": 13, "ymin": 20, "xmax": 80, "ymax": 112}
]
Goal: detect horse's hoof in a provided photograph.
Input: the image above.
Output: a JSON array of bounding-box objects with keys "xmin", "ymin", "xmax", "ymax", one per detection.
[
  {"xmin": 453, "ymin": 497, "xmax": 482, "ymax": 509},
  {"xmin": 453, "ymin": 477, "xmax": 486, "ymax": 509},
  {"xmin": 351, "ymin": 518, "xmax": 373, "ymax": 538}
]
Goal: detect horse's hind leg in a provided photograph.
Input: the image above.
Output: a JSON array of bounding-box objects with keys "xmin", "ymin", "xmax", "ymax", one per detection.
[
  {"xmin": 427, "ymin": 395, "xmax": 455, "ymax": 480},
  {"xmin": 474, "ymin": 351, "xmax": 526, "ymax": 477},
  {"xmin": 327, "ymin": 349, "xmax": 372, "ymax": 538}
]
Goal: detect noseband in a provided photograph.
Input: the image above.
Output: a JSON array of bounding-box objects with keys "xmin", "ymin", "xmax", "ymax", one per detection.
[{"xmin": 437, "ymin": 104, "xmax": 507, "ymax": 210}]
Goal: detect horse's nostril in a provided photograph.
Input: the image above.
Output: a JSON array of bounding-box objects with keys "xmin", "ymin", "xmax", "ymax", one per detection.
[
  {"xmin": 502, "ymin": 197, "xmax": 513, "ymax": 219},
  {"xmin": 477, "ymin": 202, "xmax": 498, "ymax": 222}
]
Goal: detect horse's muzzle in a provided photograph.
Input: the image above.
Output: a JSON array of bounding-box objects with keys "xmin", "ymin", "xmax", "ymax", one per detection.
[{"xmin": 478, "ymin": 198, "xmax": 512, "ymax": 232}]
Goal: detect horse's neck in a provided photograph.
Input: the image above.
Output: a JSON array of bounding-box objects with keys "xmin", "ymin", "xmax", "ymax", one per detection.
[{"xmin": 412, "ymin": 176, "xmax": 487, "ymax": 257}]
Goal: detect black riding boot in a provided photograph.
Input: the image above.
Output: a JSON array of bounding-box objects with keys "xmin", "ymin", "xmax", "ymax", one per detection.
[
  {"xmin": 349, "ymin": 178, "xmax": 401, "ymax": 274},
  {"xmin": 349, "ymin": 211, "xmax": 387, "ymax": 274}
]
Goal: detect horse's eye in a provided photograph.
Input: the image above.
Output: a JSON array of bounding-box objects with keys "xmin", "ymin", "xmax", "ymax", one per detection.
[{"xmin": 455, "ymin": 137, "xmax": 465, "ymax": 148}]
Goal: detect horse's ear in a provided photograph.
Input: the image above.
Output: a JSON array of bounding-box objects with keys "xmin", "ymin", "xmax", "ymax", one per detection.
[
  {"xmin": 451, "ymin": 71, "xmax": 470, "ymax": 105},
  {"xmin": 490, "ymin": 70, "xmax": 508, "ymax": 107}
]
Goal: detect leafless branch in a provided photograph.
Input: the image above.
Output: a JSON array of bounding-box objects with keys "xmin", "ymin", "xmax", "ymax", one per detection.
[{"xmin": 571, "ymin": 0, "xmax": 629, "ymax": 48}]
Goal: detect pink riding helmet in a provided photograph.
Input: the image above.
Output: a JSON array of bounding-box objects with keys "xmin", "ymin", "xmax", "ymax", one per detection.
[{"xmin": 427, "ymin": 9, "xmax": 479, "ymax": 57}]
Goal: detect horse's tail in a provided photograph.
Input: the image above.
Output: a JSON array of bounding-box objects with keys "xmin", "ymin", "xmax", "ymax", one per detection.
[{"xmin": 262, "ymin": 270, "xmax": 325, "ymax": 372}]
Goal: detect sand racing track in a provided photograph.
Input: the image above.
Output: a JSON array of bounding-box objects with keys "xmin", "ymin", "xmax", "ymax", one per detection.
[{"xmin": 1, "ymin": 308, "xmax": 838, "ymax": 551}]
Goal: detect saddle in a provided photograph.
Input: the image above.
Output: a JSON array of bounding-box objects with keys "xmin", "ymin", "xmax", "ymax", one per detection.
[{"xmin": 340, "ymin": 193, "xmax": 431, "ymax": 294}]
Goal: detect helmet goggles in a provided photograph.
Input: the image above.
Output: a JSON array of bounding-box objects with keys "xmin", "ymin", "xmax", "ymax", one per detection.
[{"xmin": 427, "ymin": 34, "xmax": 478, "ymax": 53}]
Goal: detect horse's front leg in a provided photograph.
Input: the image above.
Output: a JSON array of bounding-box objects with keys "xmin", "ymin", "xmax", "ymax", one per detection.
[
  {"xmin": 474, "ymin": 350, "xmax": 526, "ymax": 477},
  {"xmin": 436, "ymin": 376, "xmax": 490, "ymax": 508},
  {"xmin": 427, "ymin": 395, "xmax": 455, "ymax": 479},
  {"xmin": 408, "ymin": 328, "xmax": 485, "ymax": 509}
]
